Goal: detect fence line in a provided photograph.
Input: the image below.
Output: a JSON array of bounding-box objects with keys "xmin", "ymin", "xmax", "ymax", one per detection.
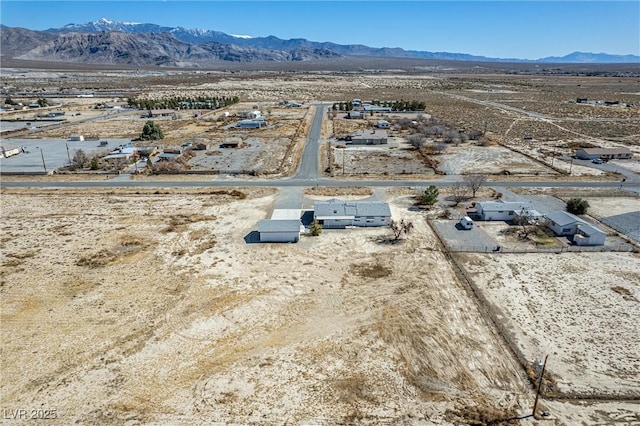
[{"xmin": 442, "ymin": 243, "xmax": 635, "ymax": 254}]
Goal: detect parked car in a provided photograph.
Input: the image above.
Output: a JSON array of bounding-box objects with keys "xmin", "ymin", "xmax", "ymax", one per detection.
[{"xmin": 592, "ymin": 158, "xmax": 604, "ymax": 164}]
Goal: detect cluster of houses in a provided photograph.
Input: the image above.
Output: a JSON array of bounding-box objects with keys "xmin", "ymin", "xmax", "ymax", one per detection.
[
  {"xmin": 258, "ymin": 199, "xmax": 392, "ymax": 243},
  {"xmin": 475, "ymin": 200, "xmax": 606, "ymax": 246}
]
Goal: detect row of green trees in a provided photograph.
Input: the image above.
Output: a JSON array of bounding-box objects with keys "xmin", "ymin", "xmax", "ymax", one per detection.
[
  {"xmin": 127, "ymin": 96, "xmax": 239, "ymax": 110},
  {"xmin": 332, "ymin": 99, "xmax": 426, "ymax": 112}
]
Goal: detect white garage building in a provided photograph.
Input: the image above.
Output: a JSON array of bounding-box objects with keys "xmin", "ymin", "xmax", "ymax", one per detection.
[{"xmin": 258, "ymin": 220, "xmax": 304, "ymax": 243}]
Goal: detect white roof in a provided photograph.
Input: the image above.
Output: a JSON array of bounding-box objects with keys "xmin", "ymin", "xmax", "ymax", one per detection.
[
  {"xmin": 478, "ymin": 200, "xmax": 531, "ymax": 212},
  {"xmin": 258, "ymin": 220, "xmax": 302, "ymax": 233},
  {"xmin": 271, "ymin": 209, "xmax": 301, "ymax": 220},
  {"xmin": 545, "ymin": 211, "xmax": 582, "ymax": 226}
]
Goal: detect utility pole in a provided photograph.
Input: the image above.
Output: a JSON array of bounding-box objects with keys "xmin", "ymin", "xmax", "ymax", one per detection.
[
  {"xmin": 40, "ymin": 148, "xmax": 47, "ymax": 172},
  {"xmin": 66, "ymin": 143, "xmax": 71, "ymax": 164},
  {"xmin": 327, "ymin": 141, "xmax": 332, "ymax": 176},
  {"xmin": 569, "ymin": 157, "xmax": 573, "ymax": 175},
  {"xmin": 532, "ymin": 354, "xmax": 549, "ymax": 418}
]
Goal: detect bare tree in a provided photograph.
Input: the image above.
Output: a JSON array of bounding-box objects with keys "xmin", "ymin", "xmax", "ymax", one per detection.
[
  {"xmin": 463, "ymin": 173, "xmax": 488, "ymax": 198},
  {"xmin": 432, "ymin": 141, "xmax": 448, "ymax": 154},
  {"xmin": 407, "ymin": 134, "xmax": 426, "ymax": 149},
  {"xmin": 513, "ymin": 208, "xmax": 537, "ymax": 239},
  {"xmin": 450, "ymin": 182, "xmax": 469, "ymax": 206},
  {"xmin": 389, "ymin": 219, "xmax": 414, "ymax": 241}
]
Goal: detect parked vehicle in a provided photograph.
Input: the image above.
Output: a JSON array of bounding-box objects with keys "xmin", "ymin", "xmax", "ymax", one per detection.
[
  {"xmin": 460, "ymin": 216, "xmax": 474, "ymax": 230},
  {"xmin": 592, "ymin": 158, "xmax": 604, "ymax": 164}
]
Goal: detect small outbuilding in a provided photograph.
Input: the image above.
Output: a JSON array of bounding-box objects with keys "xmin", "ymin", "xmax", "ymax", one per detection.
[
  {"xmin": 258, "ymin": 220, "xmax": 304, "ymax": 243},
  {"xmin": 69, "ymin": 135, "xmax": 85, "ymax": 141},
  {"xmin": 376, "ymin": 120, "xmax": 390, "ymax": 129}
]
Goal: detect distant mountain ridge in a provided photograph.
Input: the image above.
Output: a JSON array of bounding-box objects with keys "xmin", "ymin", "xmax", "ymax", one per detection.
[
  {"xmin": 1, "ymin": 18, "xmax": 638, "ymax": 66},
  {"xmin": 44, "ymin": 18, "xmax": 639, "ymax": 64}
]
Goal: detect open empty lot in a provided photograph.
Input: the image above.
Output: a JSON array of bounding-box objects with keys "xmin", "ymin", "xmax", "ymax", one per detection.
[
  {"xmin": 2, "ymin": 188, "xmax": 535, "ymax": 424},
  {"xmin": 456, "ymin": 252, "xmax": 640, "ymax": 398}
]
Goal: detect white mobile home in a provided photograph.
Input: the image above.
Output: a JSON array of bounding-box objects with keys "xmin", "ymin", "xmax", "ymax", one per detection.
[
  {"xmin": 476, "ymin": 200, "xmax": 533, "ymax": 221},
  {"xmin": 314, "ymin": 199, "xmax": 391, "ymax": 229}
]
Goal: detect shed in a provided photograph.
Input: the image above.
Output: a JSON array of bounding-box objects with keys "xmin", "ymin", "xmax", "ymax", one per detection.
[
  {"xmin": 346, "ymin": 111, "xmax": 362, "ymax": 119},
  {"xmin": 237, "ymin": 120, "xmax": 265, "ymax": 129},
  {"xmin": 220, "ymin": 137, "xmax": 242, "ymax": 148},
  {"xmin": 376, "ymin": 120, "xmax": 390, "ymax": 129},
  {"xmin": 69, "ymin": 135, "xmax": 84, "ymax": 141},
  {"xmin": 258, "ymin": 220, "xmax": 304, "ymax": 243}
]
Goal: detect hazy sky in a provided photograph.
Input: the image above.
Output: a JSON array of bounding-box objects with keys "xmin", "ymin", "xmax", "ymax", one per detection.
[{"xmin": 1, "ymin": 1, "xmax": 639, "ymax": 59}]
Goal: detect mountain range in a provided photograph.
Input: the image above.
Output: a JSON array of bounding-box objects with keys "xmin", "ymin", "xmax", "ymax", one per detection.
[{"xmin": 1, "ymin": 18, "xmax": 638, "ymax": 67}]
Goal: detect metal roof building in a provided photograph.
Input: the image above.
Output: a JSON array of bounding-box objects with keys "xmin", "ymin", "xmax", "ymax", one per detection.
[
  {"xmin": 348, "ymin": 129, "xmax": 388, "ymax": 145},
  {"xmin": 314, "ymin": 199, "xmax": 391, "ymax": 228},
  {"xmin": 258, "ymin": 219, "xmax": 304, "ymax": 243}
]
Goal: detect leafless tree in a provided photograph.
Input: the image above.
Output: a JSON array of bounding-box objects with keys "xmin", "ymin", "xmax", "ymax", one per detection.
[
  {"xmin": 450, "ymin": 182, "xmax": 469, "ymax": 206},
  {"xmin": 513, "ymin": 208, "xmax": 538, "ymax": 239},
  {"xmin": 389, "ymin": 219, "xmax": 414, "ymax": 241},
  {"xmin": 432, "ymin": 141, "xmax": 448, "ymax": 154},
  {"xmin": 407, "ymin": 134, "xmax": 426, "ymax": 149},
  {"xmin": 463, "ymin": 173, "xmax": 488, "ymax": 198}
]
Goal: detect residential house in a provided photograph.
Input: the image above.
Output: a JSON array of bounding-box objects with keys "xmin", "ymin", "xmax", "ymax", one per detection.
[
  {"xmin": 575, "ymin": 148, "xmax": 632, "ymax": 160},
  {"xmin": 348, "ymin": 130, "xmax": 388, "ymax": 145},
  {"xmin": 314, "ymin": 199, "xmax": 391, "ymax": 229},
  {"xmin": 544, "ymin": 211, "xmax": 605, "ymax": 246},
  {"xmin": 476, "ymin": 200, "xmax": 534, "ymax": 221}
]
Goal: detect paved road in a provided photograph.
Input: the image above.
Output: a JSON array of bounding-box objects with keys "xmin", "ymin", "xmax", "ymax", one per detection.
[
  {"xmin": 293, "ymin": 103, "xmax": 327, "ymax": 180},
  {"xmin": 2, "ymin": 177, "xmax": 638, "ymax": 191}
]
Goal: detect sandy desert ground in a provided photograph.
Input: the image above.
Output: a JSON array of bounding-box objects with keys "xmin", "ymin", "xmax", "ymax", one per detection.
[
  {"xmin": 455, "ymin": 252, "xmax": 640, "ymax": 397},
  {"xmin": 2, "ymin": 188, "xmax": 639, "ymax": 425}
]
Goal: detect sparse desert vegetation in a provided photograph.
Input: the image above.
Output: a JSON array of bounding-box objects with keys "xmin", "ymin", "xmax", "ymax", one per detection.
[{"xmin": 1, "ymin": 66, "xmax": 639, "ymax": 425}]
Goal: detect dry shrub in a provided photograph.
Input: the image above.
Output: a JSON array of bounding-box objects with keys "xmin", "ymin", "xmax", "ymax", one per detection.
[
  {"xmin": 350, "ymin": 262, "xmax": 392, "ymax": 279},
  {"xmin": 193, "ymin": 238, "xmax": 217, "ymax": 255},
  {"xmin": 334, "ymin": 373, "xmax": 377, "ymax": 404},
  {"xmin": 209, "ymin": 189, "xmax": 246, "ymax": 199},
  {"xmin": 525, "ymin": 362, "xmax": 559, "ymax": 398},
  {"xmin": 77, "ymin": 249, "xmax": 119, "ymax": 268},
  {"xmin": 611, "ymin": 286, "xmax": 638, "ymax": 302},
  {"xmin": 77, "ymin": 237, "xmax": 148, "ymax": 267},
  {"xmin": 304, "ymin": 186, "xmax": 372, "ymax": 197},
  {"xmin": 4, "ymin": 250, "xmax": 38, "ymax": 260},
  {"xmin": 162, "ymin": 214, "xmax": 212, "ymax": 233},
  {"xmin": 446, "ymin": 404, "xmax": 519, "ymax": 425},
  {"xmin": 2, "ymin": 258, "xmax": 22, "ymax": 268}
]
